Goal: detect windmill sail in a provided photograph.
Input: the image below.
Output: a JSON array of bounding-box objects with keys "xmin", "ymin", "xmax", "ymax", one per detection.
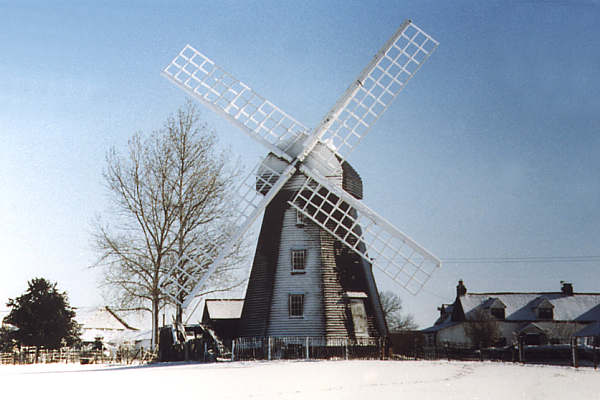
[
  {"xmin": 290, "ymin": 166, "xmax": 440, "ymax": 294},
  {"xmin": 160, "ymin": 157, "xmax": 297, "ymax": 315},
  {"xmin": 163, "ymin": 45, "xmax": 308, "ymax": 162},
  {"xmin": 161, "ymin": 20, "xmax": 441, "ymax": 329},
  {"xmin": 308, "ymin": 21, "xmax": 439, "ymax": 171}
]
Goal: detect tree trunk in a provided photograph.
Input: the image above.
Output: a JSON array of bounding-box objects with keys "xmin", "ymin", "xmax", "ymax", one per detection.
[
  {"xmin": 152, "ymin": 296, "xmax": 159, "ymax": 350},
  {"xmin": 176, "ymin": 303, "xmax": 183, "ymax": 325}
]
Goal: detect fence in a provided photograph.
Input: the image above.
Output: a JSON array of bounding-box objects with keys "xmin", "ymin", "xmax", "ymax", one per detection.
[
  {"xmin": 399, "ymin": 343, "xmax": 600, "ymax": 368},
  {"xmin": 0, "ymin": 346, "xmax": 157, "ymax": 365},
  {"xmin": 232, "ymin": 336, "xmax": 385, "ymax": 361},
  {"xmin": 388, "ymin": 331, "xmax": 600, "ymax": 367}
]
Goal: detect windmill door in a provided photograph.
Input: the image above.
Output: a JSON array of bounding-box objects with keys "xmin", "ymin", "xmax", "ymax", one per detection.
[{"xmin": 349, "ymin": 298, "xmax": 369, "ymax": 338}]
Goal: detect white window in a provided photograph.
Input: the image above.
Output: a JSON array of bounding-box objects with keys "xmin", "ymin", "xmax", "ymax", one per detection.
[
  {"xmin": 291, "ymin": 249, "xmax": 306, "ymax": 273},
  {"xmin": 289, "ymin": 294, "xmax": 304, "ymax": 318}
]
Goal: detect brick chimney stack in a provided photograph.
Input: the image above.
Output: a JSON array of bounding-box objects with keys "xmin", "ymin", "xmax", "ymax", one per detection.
[
  {"xmin": 561, "ymin": 281, "xmax": 574, "ymax": 296},
  {"xmin": 456, "ymin": 280, "xmax": 467, "ymax": 297}
]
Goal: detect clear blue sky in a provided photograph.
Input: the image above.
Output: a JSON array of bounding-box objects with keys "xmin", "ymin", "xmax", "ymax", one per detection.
[{"xmin": 1, "ymin": 0, "xmax": 599, "ymax": 327}]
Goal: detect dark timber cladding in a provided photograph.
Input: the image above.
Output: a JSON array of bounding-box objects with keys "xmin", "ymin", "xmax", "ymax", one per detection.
[
  {"xmin": 341, "ymin": 161, "xmax": 363, "ymax": 200},
  {"xmin": 320, "ymin": 230, "xmax": 352, "ymax": 337},
  {"xmin": 237, "ymin": 190, "xmax": 289, "ymax": 337}
]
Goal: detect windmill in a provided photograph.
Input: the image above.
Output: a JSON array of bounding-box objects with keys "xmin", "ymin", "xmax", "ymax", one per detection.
[{"xmin": 160, "ymin": 20, "xmax": 441, "ymax": 341}]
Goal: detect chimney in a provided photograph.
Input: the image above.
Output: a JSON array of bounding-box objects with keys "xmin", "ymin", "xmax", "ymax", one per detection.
[
  {"xmin": 456, "ymin": 280, "xmax": 467, "ymax": 297},
  {"xmin": 561, "ymin": 281, "xmax": 573, "ymax": 296},
  {"xmin": 437, "ymin": 305, "xmax": 446, "ymax": 320}
]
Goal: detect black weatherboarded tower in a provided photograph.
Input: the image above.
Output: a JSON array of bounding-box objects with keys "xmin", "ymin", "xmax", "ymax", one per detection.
[{"xmin": 238, "ymin": 152, "xmax": 388, "ymax": 341}]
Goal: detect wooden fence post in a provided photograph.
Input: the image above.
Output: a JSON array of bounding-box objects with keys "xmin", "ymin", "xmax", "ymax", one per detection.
[
  {"xmin": 345, "ymin": 339, "xmax": 349, "ymax": 360},
  {"xmin": 571, "ymin": 337, "xmax": 578, "ymax": 368},
  {"xmin": 518, "ymin": 337, "xmax": 525, "ymax": 363},
  {"xmin": 305, "ymin": 337, "xmax": 309, "ymax": 360},
  {"xmin": 268, "ymin": 337, "xmax": 272, "ymax": 361}
]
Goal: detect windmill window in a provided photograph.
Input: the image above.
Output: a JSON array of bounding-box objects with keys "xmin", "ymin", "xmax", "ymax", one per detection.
[
  {"xmin": 296, "ymin": 209, "xmax": 306, "ymax": 227},
  {"xmin": 291, "ymin": 249, "xmax": 306, "ymax": 273},
  {"xmin": 289, "ymin": 294, "xmax": 304, "ymax": 318}
]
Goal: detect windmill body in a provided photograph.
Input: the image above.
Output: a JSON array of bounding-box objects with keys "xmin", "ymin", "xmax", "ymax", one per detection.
[
  {"xmin": 160, "ymin": 20, "xmax": 442, "ymax": 342},
  {"xmin": 238, "ymin": 145, "xmax": 387, "ymax": 339}
]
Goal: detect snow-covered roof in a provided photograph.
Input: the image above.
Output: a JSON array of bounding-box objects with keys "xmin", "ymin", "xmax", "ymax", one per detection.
[
  {"xmin": 459, "ymin": 293, "xmax": 600, "ymax": 322},
  {"xmin": 204, "ymin": 299, "xmax": 244, "ymax": 320},
  {"xmin": 345, "ymin": 291, "xmax": 368, "ymax": 298},
  {"xmin": 75, "ymin": 307, "xmax": 132, "ymax": 331},
  {"xmin": 109, "ymin": 308, "xmax": 153, "ymax": 330},
  {"xmin": 2, "ymin": 305, "xmax": 152, "ymax": 345},
  {"xmin": 479, "ymin": 297, "xmax": 506, "ymax": 310},
  {"xmin": 80, "ymin": 327, "xmax": 152, "ymax": 345},
  {"xmin": 423, "ymin": 289, "xmax": 600, "ymax": 333}
]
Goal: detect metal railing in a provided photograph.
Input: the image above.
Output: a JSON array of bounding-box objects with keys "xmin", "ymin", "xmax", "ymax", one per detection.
[{"xmin": 232, "ymin": 336, "xmax": 385, "ymax": 361}]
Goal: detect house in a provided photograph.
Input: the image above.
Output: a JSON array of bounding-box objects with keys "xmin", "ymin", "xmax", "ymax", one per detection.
[
  {"xmin": 75, "ymin": 306, "xmax": 152, "ymax": 350},
  {"xmin": 422, "ymin": 281, "xmax": 600, "ymax": 348}
]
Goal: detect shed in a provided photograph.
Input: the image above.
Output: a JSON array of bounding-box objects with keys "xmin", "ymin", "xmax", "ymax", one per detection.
[{"xmin": 201, "ymin": 299, "xmax": 244, "ymax": 343}]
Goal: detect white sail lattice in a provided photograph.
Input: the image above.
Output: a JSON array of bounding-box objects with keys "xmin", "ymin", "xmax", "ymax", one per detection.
[
  {"xmin": 290, "ymin": 167, "xmax": 440, "ymax": 294},
  {"xmin": 160, "ymin": 158, "xmax": 297, "ymax": 309},
  {"xmin": 315, "ymin": 21, "xmax": 439, "ymax": 165},
  {"xmin": 163, "ymin": 45, "xmax": 308, "ymax": 162}
]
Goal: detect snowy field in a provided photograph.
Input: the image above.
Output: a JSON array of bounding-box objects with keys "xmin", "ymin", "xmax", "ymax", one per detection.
[{"xmin": 1, "ymin": 360, "xmax": 598, "ymax": 399}]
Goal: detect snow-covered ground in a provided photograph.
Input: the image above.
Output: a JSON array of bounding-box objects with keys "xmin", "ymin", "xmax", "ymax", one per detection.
[{"xmin": 1, "ymin": 360, "xmax": 598, "ymax": 399}]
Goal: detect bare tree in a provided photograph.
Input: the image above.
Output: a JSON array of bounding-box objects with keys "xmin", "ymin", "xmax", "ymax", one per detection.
[
  {"xmin": 93, "ymin": 102, "xmax": 244, "ymax": 347},
  {"xmin": 379, "ymin": 291, "xmax": 417, "ymax": 332},
  {"xmin": 464, "ymin": 307, "xmax": 501, "ymax": 349}
]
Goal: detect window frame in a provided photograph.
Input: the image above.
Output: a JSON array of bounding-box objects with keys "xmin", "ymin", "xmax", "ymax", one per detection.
[
  {"xmin": 288, "ymin": 293, "xmax": 304, "ymax": 318},
  {"xmin": 537, "ymin": 307, "xmax": 553, "ymax": 320},
  {"xmin": 490, "ymin": 307, "xmax": 505, "ymax": 320},
  {"xmin": 291, "ymin": 249, "xmax": 307, "ymax": 274}
]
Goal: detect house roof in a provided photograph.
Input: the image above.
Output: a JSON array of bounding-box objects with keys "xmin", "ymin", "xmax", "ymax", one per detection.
[
  {"xmin": 421, "ymin": 320, "xmax": 459, "ymax": 333},
  {"xmin": 516, "ymin": 322, "xmax": 546, "ymax": 335},
  {"xmin": 2, "ymin": 306, "xmax": 153, "ymax": 344},
  {"xmin": 345, "ymin": 291, "xmax": 368, "ymax": 299},
  {"xmin": 74, "ymin": 306, "xmax": 148, "ymax": 344},
  {"xmin": 204, "ymin": 299, "xmax": 244, "ymax": 320},
  {"xmin": 423, "ymin": 290, "xmax": 600, "ymax": 333},
  {"xmin": 75, "ymin": 307, "xmax": 132, "ymax": 331},
  {"xmin": 480, "ymin": 297, "xmax": 506, "ymax": 309},
  {"xmin": 459, "ymin": 292, "xmax": 600, "ymax": 322},
  {"xmin": 574, "ymin": 321, "xmax": 600, "ymax": 337}
]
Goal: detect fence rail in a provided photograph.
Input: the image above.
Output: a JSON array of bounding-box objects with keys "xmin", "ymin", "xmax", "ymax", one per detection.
[
  {"xmin": 0, "ymin": 346, "xmax": 156, "ymax": 365},
  {"xmin": 398, "ymin": 344, "xmax": 600, "ymax": 368},
  {"xmin": 232, "ymin": 336, "xmax": 385, "ymax": 361}
]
